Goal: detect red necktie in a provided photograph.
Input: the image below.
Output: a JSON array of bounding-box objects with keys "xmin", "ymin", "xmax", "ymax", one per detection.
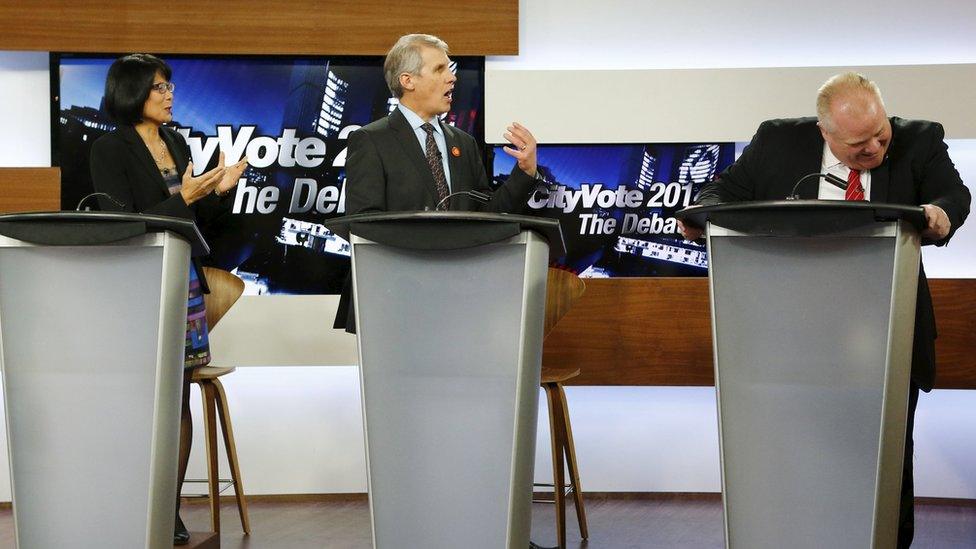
[{"xmin": 846, "ymin": 169, "xmax": 864, "ymax": 201}]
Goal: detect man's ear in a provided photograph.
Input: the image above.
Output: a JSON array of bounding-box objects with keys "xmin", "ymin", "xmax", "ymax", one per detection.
[
  {"xmin": 817, "ymin": 121, "xmax": 830, "ymax": 141},
  {"xmin": 399, "ymin": 73, "xmax": 414, "ymax": 93}
]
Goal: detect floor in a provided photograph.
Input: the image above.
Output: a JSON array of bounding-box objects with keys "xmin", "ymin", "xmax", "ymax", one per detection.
[{"xmin": 1, "ymin": 495, "xmax": 974, "ymax": 548}]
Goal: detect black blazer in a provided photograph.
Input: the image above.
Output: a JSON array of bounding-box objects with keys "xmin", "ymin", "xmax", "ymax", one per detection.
[
  {"xmin": 695, "ymin": 117, "xmax": 972, "ymax": 391},
  {"xmin": 89, "ymin": 124, "xmax": 231, "ymax": 293},
  {"xmin": 334, "ymin": 108, "xmax": 540, "ymax": 330}
]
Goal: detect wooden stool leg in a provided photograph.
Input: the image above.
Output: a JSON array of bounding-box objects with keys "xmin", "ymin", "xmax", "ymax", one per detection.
[
  {"xmin": 200, "ymin": 381, "xmax": 221, "ymax": 534},
  {"xmin": 557, "ymin": 384, "xmax": 588, "ymax": 540},
  {"xmin": 545, "ymin": 382, "xmax": 567, "ymax": 549},
  {"xmin": 212, "ymin": 378, "xmax": 251, "ymax": 535}
]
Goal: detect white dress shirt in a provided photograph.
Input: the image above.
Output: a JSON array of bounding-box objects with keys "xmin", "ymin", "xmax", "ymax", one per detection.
[
  {"xmin": 820, "ymin": 143, "xmax": 870, "ymax": 200},
  {"xmin": 398, "ymin": 105, "xmax": 452, "ymax": 191}
]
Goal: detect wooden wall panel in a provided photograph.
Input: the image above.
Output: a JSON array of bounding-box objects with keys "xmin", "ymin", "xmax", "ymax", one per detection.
[
  {"xmin": 929, "ymin": 279, "xmax": 976, "ymax": 389},
  {"xmin": 0, "ymin": 1, "xmax": 517, "ymax": 55},
  {"xmin": 0, "ymin": 167, "xmax": 60, "ymax": 213},
  {"xmin": 544, "ymin": 278, "xmax": 976, "ymax": 389},
  {"xmin": 543, "ymin": 278, "xmax": 715, "ymax": 386}
]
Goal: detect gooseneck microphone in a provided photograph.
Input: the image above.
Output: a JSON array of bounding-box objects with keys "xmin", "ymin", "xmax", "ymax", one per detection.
[
  {"xmin": 434, "ymin": 190, "xmax": 491, "ymax": 211},
  {"xmin": 76, "ymin": 192, "xmax": 126, "ymax": 211},
  {"xmin": 786, "ymin": 172, "xmax": 848, "ymax": 200}
]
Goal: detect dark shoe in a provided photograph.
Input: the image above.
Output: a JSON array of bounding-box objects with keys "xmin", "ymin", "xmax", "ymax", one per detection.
[{"xmin": 174, "ymin": 515, "xmax": 190, "ymax": 546}]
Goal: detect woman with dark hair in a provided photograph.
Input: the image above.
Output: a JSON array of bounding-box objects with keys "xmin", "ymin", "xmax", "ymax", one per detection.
[{"xmin": 90, "ymin": 53, "xmax": 246, "ymax": 545}]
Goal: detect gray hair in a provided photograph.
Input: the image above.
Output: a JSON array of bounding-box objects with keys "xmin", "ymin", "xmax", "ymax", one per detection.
[
  {"xmin": 816, "ymin": 72, "xmax": 885, "ymax": 132},
  {"xmin": 384, "ymin": 34, "xmax": 449, "ymax": 98}
]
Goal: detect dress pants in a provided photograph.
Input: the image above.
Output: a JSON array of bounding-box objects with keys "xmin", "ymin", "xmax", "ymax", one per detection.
[{"xmin": 898, "ymin": 382, "xmax": 920, "ymax": 548}]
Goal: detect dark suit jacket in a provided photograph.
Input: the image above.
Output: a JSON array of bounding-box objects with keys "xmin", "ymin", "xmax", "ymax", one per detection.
[
  {"xmin": 89, "ymin": 124, "xmax": 231, "ymax": 293},
  {"xmin": 345, "ymin": 108, "xmax": 537, "ymax": 214},
  {"xmin": 695, "ymin": 117, "xmax": 971, "ymax": 391},
  {"xmin": 334, "ymin": 108, "xmax": 540, "ymax": 330}
]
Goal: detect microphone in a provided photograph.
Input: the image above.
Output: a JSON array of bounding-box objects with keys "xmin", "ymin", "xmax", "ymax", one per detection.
[
  {"xmin": 427, "ymin": 147, "xmax": 488, "ymax": 211},
  {"xmin": 787, "ymin": 172, "xmax": 849, "ymax": 200},
  {"xmin": 435, "ymin": 190, "xmax": 491, "ymax": 211},
  {"xmin": 76, "ymin": 192, "xmax": 126, "ymax": 211}
]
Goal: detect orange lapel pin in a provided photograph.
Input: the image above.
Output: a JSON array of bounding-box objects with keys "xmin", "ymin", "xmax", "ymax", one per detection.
[{"xmin": 451, "ymin": 146, "xmax": 461, "ymax": 157}]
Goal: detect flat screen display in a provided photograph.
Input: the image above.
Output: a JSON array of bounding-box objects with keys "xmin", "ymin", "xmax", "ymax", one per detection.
[
  {"xmin": 53, "ymin": 53, "xmax": 485, "ymax": 295},
  {"xmin": 493, "ymin": 143, "xmax": 737, "ymax": 277}
]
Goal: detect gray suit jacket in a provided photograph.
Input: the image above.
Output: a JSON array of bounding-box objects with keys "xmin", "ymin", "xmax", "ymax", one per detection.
[
  {"xmin": 345, "ymin": 108, "xmax": 536, "ymax": 214},
  {"xmin": 334, "ymin": 108, "xmax": 539, "ymax": 330}
]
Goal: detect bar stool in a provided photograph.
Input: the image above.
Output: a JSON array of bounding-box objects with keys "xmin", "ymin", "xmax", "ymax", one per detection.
[
  {"xmin": 535, "ymin": 268, "xmax": 588, "ymax": 548},
  {"xmin": 188, "ymin": 267, "xmax": 250, "ymax": 535}
]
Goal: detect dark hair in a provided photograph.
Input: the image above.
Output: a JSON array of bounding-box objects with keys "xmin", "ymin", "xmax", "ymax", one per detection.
[{"xmin": 103, "ymin": 53, "xmax": 172, "ymax": 126}]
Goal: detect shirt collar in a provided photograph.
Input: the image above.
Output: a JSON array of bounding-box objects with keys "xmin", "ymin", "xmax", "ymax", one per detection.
[
  {"xmin": 398, "ymin": 104, "xmax": 443, "ymax": 135},
  {"xmin": 822, "ymin": 142, "xmax": 846, "ymax": 171}
]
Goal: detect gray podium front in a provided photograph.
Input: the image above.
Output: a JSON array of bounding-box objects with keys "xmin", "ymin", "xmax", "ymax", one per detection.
[
  {"xmin": 679, "ymin": 201, "xmax": 925, "ymax": 549},
  {"xmin": 0, "ymin": 211, "xmax": 208, "ymax": 549},
  {"xmin": 327, "ymin": 212, "xmax": 564, "ymax": 549}
]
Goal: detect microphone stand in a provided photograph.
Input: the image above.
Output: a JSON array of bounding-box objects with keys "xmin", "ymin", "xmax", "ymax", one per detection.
[
  {"xmin": 434, "ymin": 189, "xmax": 491, "ymax": 211},
  {"xmin": 786, "ymin": 172, "xmax": 849, "ymax": 200},
  {"xmin": 76, "ymin": 192, "xmax": 126, "ymax": 211}
]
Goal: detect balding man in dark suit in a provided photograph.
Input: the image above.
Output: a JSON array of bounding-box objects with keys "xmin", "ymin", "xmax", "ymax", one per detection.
[{"xmin": 681, "ymin": 72, "xmax": 971, "ymax": 547}]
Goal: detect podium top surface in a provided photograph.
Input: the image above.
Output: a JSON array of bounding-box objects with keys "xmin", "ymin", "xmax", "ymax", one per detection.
[
  {"xmin": 325, "ymin": 211, "xmax": 566, "ymax": 259},
  {"xmin": 677, "ymin": 200, "xmax": 925, "ymax": 237},
  {"xmin": 0, "ymin": 211, "xmax": 209, "ymax": 256}
]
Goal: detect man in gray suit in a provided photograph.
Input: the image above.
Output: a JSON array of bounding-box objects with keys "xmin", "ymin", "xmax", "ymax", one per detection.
[
  {"xmin": 335, "ymin": 33, "xmax": 544, "ymax": 331},
  {"xmin": 336, "ymin": 35, "xmax": 553, "ymax": 549},
  {"xmin": 333, "ymin": 34, "xmax": 538, "ymax": 332},
  {"xmin": 344, "ymin": 33, "xmax": 541, "ymax": 215}
]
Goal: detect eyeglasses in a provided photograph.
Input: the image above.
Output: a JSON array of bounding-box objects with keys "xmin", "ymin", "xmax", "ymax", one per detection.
[{"xmin": 150, "ymin": 82, "xmax": 176, "ymax": 94}]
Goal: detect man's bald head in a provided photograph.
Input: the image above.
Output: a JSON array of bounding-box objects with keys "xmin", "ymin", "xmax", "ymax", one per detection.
[
  {"xmin": 817, "ymin": 72, "xmax": 892, "ymax": 171},
  {"xmin": 817, "ymin": 72, "xmax": 885, "ymax": 132}
]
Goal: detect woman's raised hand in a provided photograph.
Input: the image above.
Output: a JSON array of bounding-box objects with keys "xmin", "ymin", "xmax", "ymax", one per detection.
[
  {"xmin": 216, "ymin": 156, "xmax": 248, "ymax": 197},
  {"xmin": 180, "ymin": 152, "xmax": 226, "ymax": 205}
]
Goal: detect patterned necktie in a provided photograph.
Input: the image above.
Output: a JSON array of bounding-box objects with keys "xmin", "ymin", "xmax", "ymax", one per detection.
[
  {"xmin": 421, "ymin": 123, "xmax": 450, "ymax": 204},
  {"xmin": 846, "ymin": 168, "xmax": 865, "ymax": 201}
]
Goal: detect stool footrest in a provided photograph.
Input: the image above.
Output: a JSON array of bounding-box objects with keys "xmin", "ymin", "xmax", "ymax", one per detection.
[{"xmin": 181, "ymin": 478, "xmax": 237, "ymax": 498}]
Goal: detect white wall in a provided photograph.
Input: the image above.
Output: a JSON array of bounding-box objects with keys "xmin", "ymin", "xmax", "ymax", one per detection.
[
  {"xmin": 0, "ymin": 51, "xmax": 50, "ymax": 166},
  {"xmin": 490, "ymin": 0, "xmax": 976, "ymax": 70},
  {"xmin": 209, "ymin": 295, "xmax": 358, "ymax": 366},
  {"xmin": 925, "ymin": 140, "xmax": 976, "ymax": 277},
  {"xmin": 484, "ymin": 64, "xmax": 976, "ymax": 144},
  {"xmin": 3, "ymin": 0, "xmax": 976, "ymax": 502}
]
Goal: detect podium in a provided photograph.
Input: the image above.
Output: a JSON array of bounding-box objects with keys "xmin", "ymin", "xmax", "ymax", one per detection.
[
  {"xmin": 678, "ymin": 200, "xmax": 925, "ymax": 549},
  {"xmin": 0, "ymin": 212, "xmax": 207, "ymax": 549},
  {"xmin": 327, "ymin": 211, "xmax": 564, "ymax": 549}
]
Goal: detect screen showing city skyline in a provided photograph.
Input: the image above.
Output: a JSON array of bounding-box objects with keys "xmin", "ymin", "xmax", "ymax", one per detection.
[
  {"xmin": 493, "ymin": 143, "xmax": 737, "ymax": 277},
  {"xmin": 53, "ymin": 53, "xmax": 485, "ymax": 295}
]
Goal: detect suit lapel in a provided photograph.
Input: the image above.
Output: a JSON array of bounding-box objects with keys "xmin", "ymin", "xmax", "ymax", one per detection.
[
  {"xmin": 870, "ymin": 160, "xmax": 890, "ymax": 203},
  {"xmin": 869, "ymin": 117, "xmax": 894, "ymax": 203},
  {"xmin": 795, "ymin": 123, "xmax": 826, "ymax": 199},
  {"xmin": 389, "ymin": 109, "xmax": 439, "ymax": 202},
  {"xmin": 120, "ymin": 125, "xmax": 171, "ymax": 197},
  {"xmin": 443, "ymin": 122, "xmax": 465, "ymax": 192},
  {"xmin": 441, "ymin": 123, "xmax": 471, "ymax": 211}
]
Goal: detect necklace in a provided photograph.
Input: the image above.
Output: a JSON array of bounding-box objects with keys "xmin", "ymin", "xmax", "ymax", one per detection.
[{"xmin": 144, "ymin": 134, "xmax": 175, "ymax": 176}]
